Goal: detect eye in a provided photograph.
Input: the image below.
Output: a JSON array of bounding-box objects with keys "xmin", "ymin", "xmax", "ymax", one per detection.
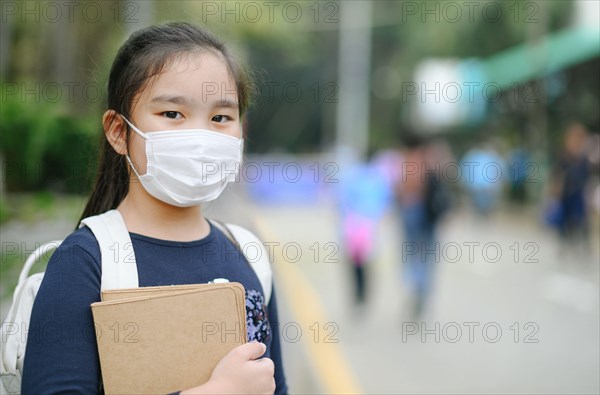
[
  {"xmin": 162, "ymin": 111, "xmax": 182, "ymax": 119},
  {"xmin": 212, "ymin": 115, "xmax": 232, "ymax": 123}
]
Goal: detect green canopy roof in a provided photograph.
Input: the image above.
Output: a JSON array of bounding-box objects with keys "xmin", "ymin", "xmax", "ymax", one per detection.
[{"xmin": 480, "ymin": 26, "xmax": 600, "ymax": 88}]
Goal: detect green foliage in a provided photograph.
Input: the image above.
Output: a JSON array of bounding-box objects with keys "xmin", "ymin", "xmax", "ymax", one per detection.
[
  {"xmin": 0, "ymin": 0, "xmax": 593, "ymax": 172},
  {"xmin": 0, "ymin": 88, "xmax": 100, "ymax": 193},
  {"xmin": 0, "ymin": 198, "xmax": 8, "ymax": 224}
]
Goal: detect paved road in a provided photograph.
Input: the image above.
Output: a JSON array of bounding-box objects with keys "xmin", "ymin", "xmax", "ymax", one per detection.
[{"xmin": 245, "ymin": 192, "xmax": 600, "ymax": 394}]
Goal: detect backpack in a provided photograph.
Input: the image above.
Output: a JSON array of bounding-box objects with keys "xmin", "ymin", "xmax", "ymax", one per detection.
[
  {"xmin": 424, "ymin": 172, "xmax": 452, "ymax": 224},
  {"xmin": 0, "ymin": 210, "xmax": 272, "ymax": 394}
]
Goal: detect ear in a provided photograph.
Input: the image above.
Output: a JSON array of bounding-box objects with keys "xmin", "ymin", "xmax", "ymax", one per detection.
[{"xmin": 103, "ymin": 110, "xmax": 128, "ymax": 155}]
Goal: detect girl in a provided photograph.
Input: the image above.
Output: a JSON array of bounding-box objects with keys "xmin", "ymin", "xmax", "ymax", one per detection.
[{"xmin": 21, "ymin": 22, "xmax": 287, "ymax": 394}]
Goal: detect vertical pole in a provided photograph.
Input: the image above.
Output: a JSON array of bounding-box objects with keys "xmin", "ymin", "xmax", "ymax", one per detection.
[
  {"xmin": 335, "ymin": 0, "xmax": 373, "ymax": 161},
  {"xmin": 527, "ymin": 0, "xmax": 548, "ymax": 198}
]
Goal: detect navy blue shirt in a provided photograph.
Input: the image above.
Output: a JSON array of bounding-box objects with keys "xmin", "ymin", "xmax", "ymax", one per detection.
[{"xmin": 21, "ymin": 222, "xmax": 288, "ymax": 394}]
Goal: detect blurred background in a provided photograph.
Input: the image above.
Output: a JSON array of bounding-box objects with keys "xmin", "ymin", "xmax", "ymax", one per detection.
[{"xmin": 1, "ymin": 0, "xmax": 599, "ymax": 393}]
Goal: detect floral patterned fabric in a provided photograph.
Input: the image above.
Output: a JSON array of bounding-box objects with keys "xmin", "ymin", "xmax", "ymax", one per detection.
[{"xmin": 245, "ymin": 289, "xmax": 270, "ymax": 343}]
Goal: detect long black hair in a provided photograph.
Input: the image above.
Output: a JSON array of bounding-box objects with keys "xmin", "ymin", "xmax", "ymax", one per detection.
[{"xmin": 79, "ymin": 22, "xmax": 250, "ymax": 223}]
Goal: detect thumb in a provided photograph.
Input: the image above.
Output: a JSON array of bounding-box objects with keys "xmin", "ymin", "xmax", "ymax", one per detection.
[{"xmin": 237, "ymin": 341, "xmax": 267, "ymax": 361}]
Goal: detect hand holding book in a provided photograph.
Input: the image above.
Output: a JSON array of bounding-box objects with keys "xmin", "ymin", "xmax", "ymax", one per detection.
[
  {"xmin": 180, "ymin": 341, "xmax": 275, "ymax": 395},
  {"xmin": 91, "ymin": 282, "xmax": 274, "ymax": 394}
]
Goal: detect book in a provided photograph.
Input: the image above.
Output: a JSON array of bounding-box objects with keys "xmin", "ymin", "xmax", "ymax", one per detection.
[
  {"xmin": 91, "ymin": 282, "xmax": 247, "ymax": 394},
  {"xmin": 100, "ymin": 282, "xmax": 232, "ymax": 302}
]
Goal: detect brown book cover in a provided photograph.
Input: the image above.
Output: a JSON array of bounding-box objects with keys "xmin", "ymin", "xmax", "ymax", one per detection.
[
  {"xmin": 91, "ymin": 282, "xmax": 247, "ymax": 394},
  {"xmin": 101, "ymin": 282, "xmax": 231, "ymax": 302}
]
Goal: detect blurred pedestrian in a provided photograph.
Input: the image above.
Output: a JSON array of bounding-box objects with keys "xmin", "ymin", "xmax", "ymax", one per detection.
[
  {"xmin": 548, "ymin": 122, "xmax": 591, "ymax": 248},
  {"xmin": 394, "ymin": 134, "xmax": 452, "ymax": 318},
  {"xmin": 460, "ymin": 136, "xmax": 506, "ymax": 215},
  {"xmin": 337, "ymin": 153, "xmax": 391, "ymax": 308}
]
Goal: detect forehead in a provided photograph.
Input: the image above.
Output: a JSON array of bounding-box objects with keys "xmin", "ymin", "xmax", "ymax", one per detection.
[{"xmin": 141, "ymin": 51, "xmax": 238, "ymax": 105}]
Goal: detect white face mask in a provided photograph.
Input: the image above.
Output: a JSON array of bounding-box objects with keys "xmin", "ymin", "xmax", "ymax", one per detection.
[{"xmin": 121, "ymin": 116, "xmax": 243, "ymax": 207}]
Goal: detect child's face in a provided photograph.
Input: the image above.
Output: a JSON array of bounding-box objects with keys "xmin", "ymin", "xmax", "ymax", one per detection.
[{"xmin": 128, "ymin": 51, "xmax": 242, "ymax": 174}]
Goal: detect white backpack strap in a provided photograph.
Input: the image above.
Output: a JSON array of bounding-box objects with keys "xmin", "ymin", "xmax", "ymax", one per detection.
[
  {"xmin": 210, "ymin": 221, "xmax": 273, "ymax": 304},
  {"xmin": 79, "ymin": 209, "xmax": 138, "ymax": 291},
  {"xmin": 228, "ymin": 224, "xmax": 273, "ymax": 305},
  {"xmin": 1, "ymin": 241, "xmax": 61, "ymax": 388}
]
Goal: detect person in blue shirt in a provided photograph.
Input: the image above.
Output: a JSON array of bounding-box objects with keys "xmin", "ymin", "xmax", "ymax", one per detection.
[
  {"xmin": 551, "ymin": 122, "xmax": 591, "ymax": 243},
  {"xmin": 460, "ymin": 139, "xmax": 506, "ymax": 215},
  {"xmin": 22, "ymin": 22, "xmax": 287, "ymax": 395}
]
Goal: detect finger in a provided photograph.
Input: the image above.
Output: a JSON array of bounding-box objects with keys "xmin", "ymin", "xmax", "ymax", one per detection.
[{"xmin": 235, "ymin": 341, "xmax": 266, "ymax": 360}]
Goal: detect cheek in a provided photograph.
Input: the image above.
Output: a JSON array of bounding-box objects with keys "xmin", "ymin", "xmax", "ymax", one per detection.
[
  {"xmin": 128, "ymin": 134, "xmax": 148, "ymax": 175},
  {"xmin": 225, "ymin": 123, "xmax": 243, "ymax": 139}
]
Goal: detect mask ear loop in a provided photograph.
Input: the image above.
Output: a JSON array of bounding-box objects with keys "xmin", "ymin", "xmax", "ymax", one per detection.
[
  {"xmin": 120, "ymin": 114, "xmax": 148, "ymax": 180},
  {"xmin": 125, "ymin": 154, "xmax": 143, "ymax": 179}
]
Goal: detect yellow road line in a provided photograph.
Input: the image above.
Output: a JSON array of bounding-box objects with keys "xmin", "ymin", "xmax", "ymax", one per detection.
[{"xmin": 252, "ymin": 213, "xmax": 363, "ymax": 394}]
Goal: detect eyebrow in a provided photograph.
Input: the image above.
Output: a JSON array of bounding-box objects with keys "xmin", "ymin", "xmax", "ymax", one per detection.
[
  {"xmin": 149, "ymin": 95, "xmax": 238, "ymax": 110},
  {"xmin": 149, "ymin": 94, "xmax": 192, "ymax": 105},
  {"xmin": 213, "ymin": 99, "xmax": 239, "ymax": 110}
]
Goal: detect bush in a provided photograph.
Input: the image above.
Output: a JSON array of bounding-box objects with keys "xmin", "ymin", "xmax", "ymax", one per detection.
[{"xmin": 0, "ymin": 88, "xmax": 100, "ymax": 193}]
